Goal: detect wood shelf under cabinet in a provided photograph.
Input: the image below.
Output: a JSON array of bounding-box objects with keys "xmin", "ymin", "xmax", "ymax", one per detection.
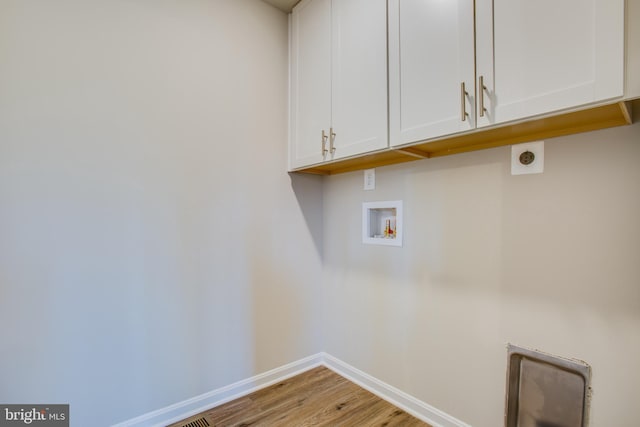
[{"xmin": 290, "ymin": 101, "xmax": 634, "ymax": 176}]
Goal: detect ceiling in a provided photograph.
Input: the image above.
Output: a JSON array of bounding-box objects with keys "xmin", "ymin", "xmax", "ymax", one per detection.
[{"xmin": 261, "ymin": 0, "xmax": 300, "ymax": 13}]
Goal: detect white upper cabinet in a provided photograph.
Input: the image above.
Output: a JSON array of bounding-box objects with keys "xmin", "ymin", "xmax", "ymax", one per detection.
[
  {"xmin": 290, "ymin": 0, "xmax": 332, "ymax": 168},
  {"xmin": 330, "ymin": 0, "xmax": 388, "ymax": 160},
  {"xmin": 476, "ymin": 0, "xmax": 625, "ymax": 128},
  {"xmin": 290, "ymin": 0, "xmax": 388, "ymax": 169},
  {"xmin": 389, "ymin": 0, "xmax": 625, "ymax": 147},
  {"xmin": 389, "ymin": 0, "xmax": 475, "ymax": 147}
]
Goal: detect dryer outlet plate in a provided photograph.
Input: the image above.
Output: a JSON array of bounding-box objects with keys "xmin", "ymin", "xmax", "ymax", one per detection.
[{"xmin": 512, "ymin": 141, "xmax": 544, "ymax": 175}]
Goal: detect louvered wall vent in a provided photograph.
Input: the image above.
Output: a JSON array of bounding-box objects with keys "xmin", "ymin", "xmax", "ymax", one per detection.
[{"xmin": 180, "ymin": 417, "xmax": 210, "ymax": 427}]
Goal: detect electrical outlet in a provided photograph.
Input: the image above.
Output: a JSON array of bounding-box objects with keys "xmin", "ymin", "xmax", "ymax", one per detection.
[
  {"xmin": 364, "ymin": 168, "xmax": 375, "ymax": 190},
  {"xmin": 512, "ymin": 141, "xmax": 544, "ymax": 175}
]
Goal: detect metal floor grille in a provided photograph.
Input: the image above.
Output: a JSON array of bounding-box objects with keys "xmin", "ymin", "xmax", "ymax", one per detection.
[{"xmin": 179, "ymin": 417, "xmax": 210, "ymax": 427}]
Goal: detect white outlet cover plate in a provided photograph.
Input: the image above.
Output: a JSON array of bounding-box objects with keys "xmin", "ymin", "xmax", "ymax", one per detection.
[
  {"xmin": 364, "ymin": 168, "xmax": 375, "ymax": 190},
  {"xmin": 512, "ymin": 141, "xmax": 544, "ymax": 175}
]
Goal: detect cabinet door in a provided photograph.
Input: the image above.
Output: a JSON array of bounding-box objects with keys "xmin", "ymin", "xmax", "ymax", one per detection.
[
  {"xmin": 290, "ymin": 0, "xmax": 332, "ymax": 169},
  {"xmin": 389, "ymin": 0, "xmax": 475, "ymax": 147},
  {"xmin": 476, "ymin": 0, "xmax": 624, "ymax": 128},
  {"xmin": 330, "ymin": 0, "xmax": 388, "ymax": 159}
]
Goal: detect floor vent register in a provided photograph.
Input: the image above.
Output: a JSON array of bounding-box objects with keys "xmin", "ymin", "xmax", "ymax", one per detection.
[{"xmin": 179, "ymin": 416, "xmax": 210, "ymax": 427}]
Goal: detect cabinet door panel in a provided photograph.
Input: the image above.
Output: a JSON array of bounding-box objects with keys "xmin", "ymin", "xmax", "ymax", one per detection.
[
  {"xmin": 476, "ymin": 0, "xmax": 624, "ymax": 128},
  {"xmin": 330, "ymin": 0, "xmax": 388, "ymax": 159},
  {"xmin": 290, "ymin": 0, "xmax": 332, "ymax": 169},
  {"xmin": 389, "ymin": 0, "xmax": 475, "ymax": 147}
]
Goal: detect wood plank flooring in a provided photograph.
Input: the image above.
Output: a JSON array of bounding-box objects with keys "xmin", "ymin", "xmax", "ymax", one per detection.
[{"xmin": 168, "ymin": 366, "xmax": 431, "ymax": 427}]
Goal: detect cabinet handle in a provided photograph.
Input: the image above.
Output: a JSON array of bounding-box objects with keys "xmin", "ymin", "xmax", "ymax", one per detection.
[
  {"xmin": 479, "ymin": 75, "xmax": 487, "ymax": 117},
  {"xmin": 329, "ymin": 127, "xmax": 336, "ymax": 154},
  {"xmin": 460, "ymin": 82, "xmax": 469, "ymax": 122},
  {"xmin": 321, "ymin": 130, "xmax": 329, "ymax": 155}
]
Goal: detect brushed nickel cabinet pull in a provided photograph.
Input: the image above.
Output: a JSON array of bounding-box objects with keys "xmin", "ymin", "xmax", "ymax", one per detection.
[
  {"xmin": 461, "ymin": 82, "xmax": 469, "ymax": 122},
  {"xmin": 329, "ymin": 127, "xmax": 336, "ymax": 154},
  {"xmin": 321, "ymin": 129, "xmax": 328, "ymax": 155},
  {"xmin": 479, "ymin": 75, "xmax": 487, "ymax": 117}
]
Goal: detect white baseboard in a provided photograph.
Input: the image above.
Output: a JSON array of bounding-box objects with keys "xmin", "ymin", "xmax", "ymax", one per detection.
[
  {"xmin": 112, "ymin": 352, "xmax": 470, "ymax": 427},
  {"xmin": 111, "ymin": 353, "xmax": 324, "ymax": 427},
  {"xmin": 322, "ymin": 353, "xmax": 471, "ymax": 427}
]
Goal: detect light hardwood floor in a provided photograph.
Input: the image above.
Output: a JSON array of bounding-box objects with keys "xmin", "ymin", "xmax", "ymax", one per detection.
[{"xmin": 168, "ymin": 366, "xmax": 431, "ymax": 427}]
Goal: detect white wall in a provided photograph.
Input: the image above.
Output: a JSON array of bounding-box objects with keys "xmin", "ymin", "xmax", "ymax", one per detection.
[
  {"xmin": 322, "ymin": 120, "xmax": 640, "ymax": 427},
  {"xmin": 0, "ymin": 1, "xmax": 324, "ymax": 425}
]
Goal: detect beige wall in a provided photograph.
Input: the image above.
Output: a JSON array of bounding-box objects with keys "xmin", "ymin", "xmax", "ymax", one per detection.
[
  {"xmin": 322, "ymin": 120, "xmax": 640, "ymax": 427},
  {"xmin": 0, "ymin": 1, "xmax": 323, "ymax": 425},
  {"xmin": 2, "ymin": 1, "xmax": 639, "ymax": 426}
]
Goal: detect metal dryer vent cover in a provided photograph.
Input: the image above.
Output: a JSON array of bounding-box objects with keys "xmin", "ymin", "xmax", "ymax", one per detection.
[{"xmin": 505, "ymin": 344, "xmax": 592, "ymax": 427}]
